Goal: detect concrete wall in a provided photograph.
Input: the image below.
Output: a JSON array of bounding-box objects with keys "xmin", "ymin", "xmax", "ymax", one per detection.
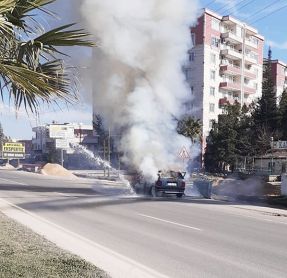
[{"xmin": 281, "ymin": 174, "xmax": 287, "ymax": 196}]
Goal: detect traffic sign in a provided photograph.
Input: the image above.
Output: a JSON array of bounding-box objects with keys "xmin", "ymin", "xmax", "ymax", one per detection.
[
  {"xmin": 55, "ymin": 139, "xmax": 69, "ymax": 149},
  {"xmin": 179, "ymin": 146, "xmax": 190, "ymax": 160}
]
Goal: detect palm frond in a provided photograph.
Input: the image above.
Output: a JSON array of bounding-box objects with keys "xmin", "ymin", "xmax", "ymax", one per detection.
[
  {"xmin": 34, "ymin": 24, "xmax": 95, "ymax": 47},
  {"xmin": 0, "ymin": 0, "xmax": 16, "ymax": 34},
  {"xmin": 0, "ymin": 59, "xmax": 74, "ymax": 112},
  {"xmin": 0, "ymin": 0, "xmax": 96, "ymax": 113},
  {"xmin": 0, "ymin": 0, "xmax": 16, "ymax": 14},
  {"xmin": 5, "ymin": 0, "xmax": 55, "ymax": 30}
]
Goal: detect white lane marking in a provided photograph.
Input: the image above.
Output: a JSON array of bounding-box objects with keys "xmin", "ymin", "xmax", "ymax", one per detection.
[
  {"xmin": 56, "ymin": 192, "xmax": 71, "ymax": 197},
  {"xmin": 0, "ymin": 198, "xmax": 168, "ymax": 278},
  {"xmin": 138, "ymin": 213, "xmax": 202, "ymax": 231},
  {"xmin": 0, "ymin": 177, "xmax": 27, "ymax": 186}
]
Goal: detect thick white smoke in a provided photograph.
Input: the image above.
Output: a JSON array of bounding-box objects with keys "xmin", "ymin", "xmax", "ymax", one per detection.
[{"xmin": 81, "ymin": 0, "xmax": 199, "ymax": 181}]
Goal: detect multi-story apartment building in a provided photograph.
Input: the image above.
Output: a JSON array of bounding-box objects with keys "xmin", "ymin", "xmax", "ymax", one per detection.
[
  {"xmin": 263, "ymin": 59, "xmax": 287, "ymax": 102},
  {"xmin": 185, "ymin": 9, "xmax": 264, "ymax": 136}
]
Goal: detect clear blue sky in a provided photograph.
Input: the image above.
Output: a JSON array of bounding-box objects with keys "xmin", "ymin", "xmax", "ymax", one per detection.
[{"xmin": 1, "ymin": 0, "xmax": 287, "ymax": 139}]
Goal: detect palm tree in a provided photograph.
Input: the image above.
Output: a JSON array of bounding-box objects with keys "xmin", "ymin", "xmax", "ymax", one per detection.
[{"xmin": 0, "ymin": 0, "xmax": 94, "ymax": 112}]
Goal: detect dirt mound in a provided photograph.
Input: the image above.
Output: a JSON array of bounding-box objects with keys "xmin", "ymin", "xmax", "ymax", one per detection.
[
  {"xmin": 40, "ymin": 163, "xmax": 76, "ymax": 179},
  {"xmin": 0, "ymin": 163, "xmax": 15, "ymax": 170}
]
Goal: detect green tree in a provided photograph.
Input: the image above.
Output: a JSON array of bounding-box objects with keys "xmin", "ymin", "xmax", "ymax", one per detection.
[
  {"xmin": 204, "ymin": 103, "xmax": 257, "ymax": 172},
  {"xmin": 252, "ymin": 47, "xmax": 277, "ymax": 136},
  {"xmin": 204, "ymin": 104, "xmax": 241, "ymax": 172},
  {"xmin": 0, "ymin": 0, "xmax": 94, "ymax": 112},
  {"xmin": 235, "ymin": 104, "xmax": 256, "ymax": 157},
  {"xmin": 278, "ymin": 88, "xmax": 287, "ymax": 139},
  {"xmin": 0, "ymin": 122, "xmax": 6, "ymax": 149},
  {"xmin": 177, "ymin": 116, "xmax": 202, "ymax": 143}
]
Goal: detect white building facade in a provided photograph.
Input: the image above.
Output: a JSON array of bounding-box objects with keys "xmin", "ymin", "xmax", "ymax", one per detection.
[
  {"xmin": 32, "ymin": 123, "xmax": 94, "ymax": 154},
  {"xmin": 186, "ymin": 9, "xmax": 264, "ymax": 137}
]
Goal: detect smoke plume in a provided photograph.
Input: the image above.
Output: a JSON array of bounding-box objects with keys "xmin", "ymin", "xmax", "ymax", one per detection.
[{"xmin": 81, "ymin": 0, "xmax": 199, "ymax": 181}]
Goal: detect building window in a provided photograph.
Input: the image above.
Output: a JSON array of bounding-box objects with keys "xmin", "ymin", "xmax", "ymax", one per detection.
[
  {"xmin": 191, "ymin": 33, "xmax": 196, "ymax": 47},
  {"xmin": 189, "ymin": 52, "xmax": 195, "ymax": 61},
  {"xmin": 211, "ymin": 37, "xmax": 220, "ymax": 48},
  {"xmin": 210, "ymin": 53, "xmax": 216, "ymax": 64},
  {"xmin": 210, "ymin": 70, "xmax": 216, "ymax": 81},
  {"xmin": 209, "ymin": 103, "xmax": 215, "ymax": 112},
  {"xmin": 210, "ymin": 87, "xmax": 215, "ymax": 96},
  {"xmin": 211, "ymin": 18, "xmax": 220, "ymax": 31},
  {"xmin": 268, "ymin": 162, "xmax": 275, "ymax": 170},
  {"xmin": 185, "ymin": 102, "xmax": 193, "ymax": 112},
  {"xmin": 185, "ymin": 69, "xmax": 192, "ymax": 80}
]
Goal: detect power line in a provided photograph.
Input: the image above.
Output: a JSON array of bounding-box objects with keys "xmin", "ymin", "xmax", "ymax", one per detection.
[
  {"xmin": 233, "ymin": 0, "xmax": 257, "ymax": 13},
  {"xmin": 205, "ymin": 0, "xmax": 218, "ymax": 8},
  {"xmin": 250, "ymin": 2, "xmax": 287, "ymax": 24},
  {"xmin": 245, "ymin": 0, "xmax": 284, "ymax": 22},
  {"xmin": 215, "ymin": 0, "xmax": 248, "ymax": 14}
]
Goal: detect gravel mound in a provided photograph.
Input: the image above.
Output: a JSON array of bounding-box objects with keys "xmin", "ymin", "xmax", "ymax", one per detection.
[
  {"xmin": 40, "ymin": 163, "xmax": 76, "ymax": 179},
  {"xmin": 0, "ymin": 163, "xmax": 15, "ymax": 170}
]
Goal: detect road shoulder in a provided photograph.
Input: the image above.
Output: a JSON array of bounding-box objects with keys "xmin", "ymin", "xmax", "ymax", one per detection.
[{"xmin": 0, "ymin": 197, "xmax": 167, "ymax": 278}]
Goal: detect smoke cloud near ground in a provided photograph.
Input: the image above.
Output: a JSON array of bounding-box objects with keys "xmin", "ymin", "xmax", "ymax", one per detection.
[{"xmin": 81, "ymin": 0, "xmax": 199, "ymax": 181}]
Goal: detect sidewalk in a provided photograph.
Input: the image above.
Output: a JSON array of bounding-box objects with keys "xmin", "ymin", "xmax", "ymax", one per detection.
[{"xmin": 0, "ymin": 212, "xmax": 109, "ymax": 278}]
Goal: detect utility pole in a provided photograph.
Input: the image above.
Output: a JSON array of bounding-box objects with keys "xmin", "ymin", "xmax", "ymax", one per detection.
[
  {"xmin": 271, "ymin": 137, "xmax": 274, "ymax": 175},
  {"xmin": 107, "ymin": 127, "xmax": 111, "ymax": 177},
  {"xmin": 103, "ymin": 139, "xmax": 106, "ymax": 177},
  {"xmin": 60, "ymin": 149, "xmax": 64, "ymax": 167}
]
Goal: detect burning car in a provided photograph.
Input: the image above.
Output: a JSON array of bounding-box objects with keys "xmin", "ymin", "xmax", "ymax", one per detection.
[{"xmin": 133, "ymin": 170, "xmax": 186, "ymax": 198}]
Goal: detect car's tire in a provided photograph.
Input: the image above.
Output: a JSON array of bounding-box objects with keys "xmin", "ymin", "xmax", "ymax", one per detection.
[{"xmin": 176, "ymin": 193, "xmax": 183, "ymax": 198}]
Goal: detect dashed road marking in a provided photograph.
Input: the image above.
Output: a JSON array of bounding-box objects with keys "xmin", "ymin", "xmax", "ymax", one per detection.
[
  {"xmin": 138, "ymin": 213, "xmax": 202, "ymax": 231},
  {"xmin": 0, "ymin": 177, "xmax": 27, "ymax": 186}
]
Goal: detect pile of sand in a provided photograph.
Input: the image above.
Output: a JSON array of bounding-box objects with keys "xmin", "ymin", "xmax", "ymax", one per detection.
[
  {"xmin": 40, "ymin": 163, "xmax": 76, "ymax": 179},
  {"xmin": 0, "ymin": 163, "xmax": 15, "ymax": 170}
]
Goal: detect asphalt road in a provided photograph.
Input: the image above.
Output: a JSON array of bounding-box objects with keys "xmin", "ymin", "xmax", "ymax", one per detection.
[{"xmin": 0, "ymin": 169, "xmax": 287, "ymax": 278}]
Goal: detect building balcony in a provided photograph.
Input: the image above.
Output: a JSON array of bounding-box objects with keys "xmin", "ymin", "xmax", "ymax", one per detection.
[
  {"xmin": 221, "ymin": 32, "xmax": 243, "ymax": 44},
  {"xmin": 245, "ymin": 55, "xmax": 258, "ymax": 65},
  {"xmin": 221, "ymin": 48, "xmax": 242, "ymax": 60},
  {"xmin": 219, "ymin": 81, "xmax": 241, "ymax": 91},
  {"xmin": 220, "ymin": 64, "xmax": 241, "ymax": 76},
  {"xmin": 219, "ymin": 97, "xmax": 229, "ymax": 108},
  {"xmin": 245, "ymin": 39, "xmax": 258, "ymax": 50},
  {"xmin": 219, "ymin": 97, "xmax": 240, "ymax": 108},
  {"xmin": 244, "ymin": 85, "xmax": 256, "ymax": 94},
  {"xmin": 244, "ymin": 69, "xmax": 257, "ymax": 79}
]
